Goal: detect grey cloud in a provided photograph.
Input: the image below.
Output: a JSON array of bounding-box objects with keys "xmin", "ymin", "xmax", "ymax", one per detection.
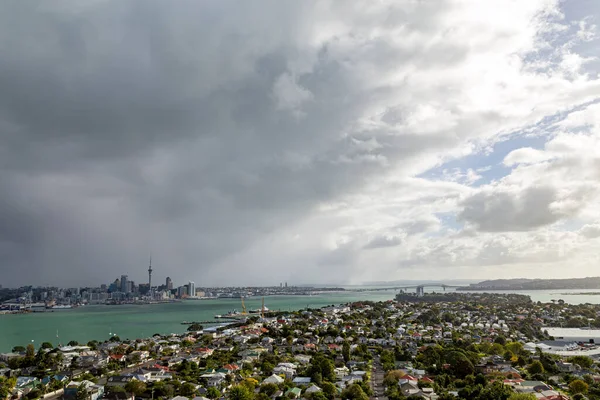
[
  {"xmin": 0, "ymin": 0, "xmax": 596, "ymax": 286},
  {"xmin": 364, "ymin": 235, "xmax": 403, "ymax": 249},
  {"xmin": 579, "ymin": 224, "xmax": 600, "ymax": 239},
  {"xmin": 458, "ymin": 186, "xmax": 577, "ymax": 232}
]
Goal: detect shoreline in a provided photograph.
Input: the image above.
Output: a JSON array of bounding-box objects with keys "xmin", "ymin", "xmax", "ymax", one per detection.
[{"xmin": 457, "ymin": 287, "xmax": 600, "ymax": 291}]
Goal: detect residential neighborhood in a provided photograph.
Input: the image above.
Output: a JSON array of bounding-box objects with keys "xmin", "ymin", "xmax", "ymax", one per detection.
[{"xmin": 4, "ymin": 294, "xmax": 600, "ymax": 400}]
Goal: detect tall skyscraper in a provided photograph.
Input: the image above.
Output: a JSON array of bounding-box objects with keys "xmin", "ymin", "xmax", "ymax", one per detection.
[
  {"xmin": 188, "ymin": 281, "xmax": 195, "ymax": 297},
  {"xmin": 121, "ymin": 275, "xmax": 129, "ymax": 293},
  {"xmin": 166, "ymin": 277, "xmax": 173, "ymax": 290},
  {"xmin": 148, "ymin": 257, "xmax": 153, "ymax": 292}
]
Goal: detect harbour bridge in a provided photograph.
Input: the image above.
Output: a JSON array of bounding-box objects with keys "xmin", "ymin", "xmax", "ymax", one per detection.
[{"xmin": 349, "ymin": 283, "xmax": 462, "ymax": 296}]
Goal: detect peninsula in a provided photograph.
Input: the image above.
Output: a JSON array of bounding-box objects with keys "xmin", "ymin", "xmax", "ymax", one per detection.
[{"xmin": 457, "ymin": 276, "xmax": 600, "ymax": 291}]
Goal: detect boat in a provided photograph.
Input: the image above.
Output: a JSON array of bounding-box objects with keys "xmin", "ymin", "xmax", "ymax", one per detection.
[
  {"xmin": 249, "ymin": 306, "xmax": 269, "ymax": 313},
  {"xmin": 51, "ymin": 305, "xmax": 73, "ymax": 310}
]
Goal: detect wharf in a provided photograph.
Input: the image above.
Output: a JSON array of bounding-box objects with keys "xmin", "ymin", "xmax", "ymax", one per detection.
[{"xmin": 181, "ymin": 319, "xmax": 238, "ymax": 325}]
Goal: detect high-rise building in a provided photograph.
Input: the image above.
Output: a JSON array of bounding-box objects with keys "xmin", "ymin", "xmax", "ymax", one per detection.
[
  {"xmin": 148, "ymin": 257, "xmax": 153, "ymax": 292},
  {"xmin": 188, "ymin": 281, "xmax": 195, "ymax": 297},
  {"xmin": 166, "ymin": 277, "xmax": 173, "ymax": 290},
  {"xmin": 285, "ymin": 282, "xmax": 288, "ymax": 288},
  {"xmin": 177, "ymin": 286, "xmax": 188, "ymax": 298},
  {"xmin": 121, "ymin": 275, "xmax": 129, "ymax": 293}
]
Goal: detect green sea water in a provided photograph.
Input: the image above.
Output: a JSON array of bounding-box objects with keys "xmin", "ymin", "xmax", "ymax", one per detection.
[
  {"xmin": 4, "ymin": 287, "xmax": 600, "ymax": 352},
  {"xmin": 0, "ymin": 291, "xmax": 397, "ymax": 352}
]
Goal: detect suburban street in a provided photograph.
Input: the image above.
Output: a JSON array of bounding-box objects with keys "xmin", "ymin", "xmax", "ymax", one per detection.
[{"xmin": 370, "ymin": 354, "xmax": 387, "ymax": 400}]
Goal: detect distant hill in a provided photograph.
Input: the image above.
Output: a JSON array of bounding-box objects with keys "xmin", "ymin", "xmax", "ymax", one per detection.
[{"xmin": 457, "ymin": 277, "xmax": 600, "ymax": 290}]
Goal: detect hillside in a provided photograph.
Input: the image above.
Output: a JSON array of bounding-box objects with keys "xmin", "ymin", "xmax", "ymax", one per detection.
[{"xmin": 456, "ymin": 277, "xmax": 600, "ymax": 290}]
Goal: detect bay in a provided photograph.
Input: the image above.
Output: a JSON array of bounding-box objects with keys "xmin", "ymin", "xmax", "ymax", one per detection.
[
  {"xmin": 3, "ymin": 287, "xmax": 600, "ymax": 352},
  {"xmin": 0, "ymin": 290, "xmax": 396, "ymax": 352}
]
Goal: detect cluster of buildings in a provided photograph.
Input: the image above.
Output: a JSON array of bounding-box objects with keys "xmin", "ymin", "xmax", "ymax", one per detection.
[{"xmin": 4, "ymin": 295, "xmax": 600, "ymax": 399}]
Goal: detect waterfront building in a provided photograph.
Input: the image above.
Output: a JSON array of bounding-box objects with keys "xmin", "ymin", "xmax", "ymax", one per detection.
[
  {"xmin": 544, "ymin": 327, "xmax": 600, "ymax": 344},
  {"xmin": 188, "ymin": 281, "xmax": 195, "ymax": 297},
  {"xmin": 120, "ymin": 275, "xmax": 129, "ymax": 293},
  {"xmin": 166, "ymin": 277, "xmax": 173, "ymax": 290}
]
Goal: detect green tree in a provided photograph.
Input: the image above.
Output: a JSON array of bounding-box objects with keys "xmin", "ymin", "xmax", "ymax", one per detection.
[
  {"xmin": 321, "ymin": 382, "xmax": 337, "ymax": 400},
  {"xmin": 125, "ymin": 380, "xmax": 147, "ymax": 397},
  {"xmin": 180, "ymin": 382, "xmax": 197, "ymax": 397},
  {"xmin": 341, "ymin": 384, "xmax": 368, "ymax": 400},
  {"xmin": 0, "ymin": 377, "xmax": 18, "ymax": 400},
  {"xmin": 342, "ymin": 342, "xmax": 351, "ymax": 363},
  {"xmin": 229, "ymin": 384, "xmax": 255, "ymax": 400},
  {"xmin": 567, "ymin": 356, "xmax": 594, "ymax": 369},
  {"xmin": 569, "ymin": 379, "xmax": 588, "ymax": 395},
  {"xmin": 12, "ymin": 346, "xmax": 25, "ymax": 353},
  {"xmin": 527, "ymin": 360, "xmax": 544, "ymax": 375},
  {"xmin": 68, "ymin": 340, "xmax": 80, "ymax": 346},
  {"xmin": 41, "ymin": 342, "xmax": 54, "ymax": 349},
  {"xmin": 508, "ymin": 394, "xmax": 536, "ymax": 400},
  {"xmin": 26, "ymin": 344, "xmax": 35, "ymax": 359},
  {"xmin": 260, "ymin": 383, "xmax": 279, "ymax": 397},
  {"xmin": 75, "ymin": 384, "xmax": 89, "ymax": 400},
  {"xmin": 207, "ymin": 387, "xmax": 221, "ymax": 399}
]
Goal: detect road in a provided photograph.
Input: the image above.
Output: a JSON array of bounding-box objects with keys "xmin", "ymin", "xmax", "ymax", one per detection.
[
  {"xmin": 97, "ymin": 360, "xmax": 157, "ymax": 385},
  {"xmin": 370, "ymin": 354, "xmax": 387, "ymax": 400}
]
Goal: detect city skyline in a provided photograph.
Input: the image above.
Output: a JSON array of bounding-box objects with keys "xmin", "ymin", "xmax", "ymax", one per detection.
[{"xmin": 0, "ymin": 1, "xmax": 600, "ymax": 287}]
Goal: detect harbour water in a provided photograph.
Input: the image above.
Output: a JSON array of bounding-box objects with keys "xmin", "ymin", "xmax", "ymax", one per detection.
[
  {"xmin": 0, "ymin": 290, "xmax": 397, "ymax": 352},
  {"xmin": 3, "ymin": 288, "xmax": 600, "ymax": 352}
]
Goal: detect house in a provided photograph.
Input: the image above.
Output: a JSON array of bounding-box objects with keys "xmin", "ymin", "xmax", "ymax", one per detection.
[
  {"xmin": 305, "ymin": 385, "xmax": 322, "ymax": 394},
  {"xmin": 104, "ymin": 392, "xmax": 135, "ymax": 400},
  {"xmin": 106, "ymin": 375, "xmax": 137, "ymax": 387},
  {"xmin": 262, "ymin": 374, "xmax": 284, "ymax": 385},
  {"xmin": 273, "ymin": 364, "xmax": 296, "ymax": 379},
  {"xmin": 292, "ymin": 377, "xmax": 311, "ymax": 385},
  {"xmin": 109, "ymin": 354, "xmax": 127, "ymax": 363},
  {"xmin": 16, "ymin": 377, "xmax": 40, "ymax": 389},
  {"xmin": 64, "ymin": 380, "xmax": 104, "ymax": 400},
  {"xmin": 203, "ymin": 372, "xmax": 226, "ymax": 387},
  {"xmin": 399, "ymin": 381, "xmax": 420, "ymax": 397},
  {"xmin": 286, "ymin": 388, "xmax": 302, "ymax": 399},
  {"xmin": 334, "ymin": 366, "xmax": 350, "ymax": 379}
]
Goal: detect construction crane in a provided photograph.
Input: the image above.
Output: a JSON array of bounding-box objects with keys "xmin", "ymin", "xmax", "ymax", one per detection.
[{"xmin": 240, "ymin": 296, "xmax": 247, "ymax": 315}]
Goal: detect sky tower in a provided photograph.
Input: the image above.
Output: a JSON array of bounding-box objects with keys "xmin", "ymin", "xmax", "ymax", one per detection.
[{"xmin": 148, "ymin": 256, "xmax": 153, "ymax": 293}]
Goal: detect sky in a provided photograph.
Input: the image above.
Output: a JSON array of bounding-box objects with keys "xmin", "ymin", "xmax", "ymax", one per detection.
[{"xmin": 1, "ymin": 0, "xmax": 600, "ymax": 288}]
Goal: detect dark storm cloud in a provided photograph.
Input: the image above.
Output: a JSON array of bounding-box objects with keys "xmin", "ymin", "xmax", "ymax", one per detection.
[
  {"xmin": 2, "ymin": 0, "xmax": 597, "ymax": 286},
  {"xmin": 0, "ymin": 0, "xmax": 418, "ymax": 286}
]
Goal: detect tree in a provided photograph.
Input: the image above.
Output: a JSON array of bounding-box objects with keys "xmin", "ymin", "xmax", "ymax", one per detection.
[
  {"xmin": 0, "ymin": 377, "xmax": 17, "ymax": 400},
  {"xmin": 308, "ymin": 392, "xmax": 328, "ymax": 400},
  {"xmin": 187, "ymin": 323, "xmax": 204, "ymax": 332},
  {"xmin": 207, "ymin": 387, "xmax": 221, "ymax": 399},
  {"xmin": 26, "ymin": 344, "xmax": 35, "ymax": 359},
  {"xmin": 125, "ymin": 380, "xmax": 147, "ymax": 397},
  {"xmin": 228, "ymin": 384, "xmax": 255, "ymax": 400},
  {"xmin": 321, "ymin": 382, "xmax": 337, "ymax": 400},
  {"xmin": 341, "ymin": 384, "xmax": 369, "ymax": 400},
  {"xmin": 180, "ymin": 382, "xmax": 197, "ymax": 397},
  {"xmin": 569, "ymin": 379, "xmax": 588, "ymax": 395},
  {"xmin": 508, "ymin": 394, "xmax": 536, "ymax": 400},
  {"xmin": 75, "ymin": 384, "xmax": 89, "ymax": 400},
  {"xmin": 260, "ymin": 383, "xmax": 279, "ymax": 396},
  {"xmin": 568, "ymin": 356, "xmax": 594, "ymax": 369},
  {"xmin": 527, "ymin": 360, "xmax": 544, "ymax": 375},
  {"xmin": 41, "ymin": 342, "xmax": 54, "ymax": 349},
  {"xmin": 68, "ymin": 340, "xmax": 80, "ymax": 346},
  {"xmin": 494, "ymin": 335, "xmax": 506, "ymax": 345},
  {"xmin": 12, "ymin": 346, "xmax": 25, "ymax": 353},
  {"xmin": 342, "ymin": 341, "xmax": 351, "ymax": 363}
]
